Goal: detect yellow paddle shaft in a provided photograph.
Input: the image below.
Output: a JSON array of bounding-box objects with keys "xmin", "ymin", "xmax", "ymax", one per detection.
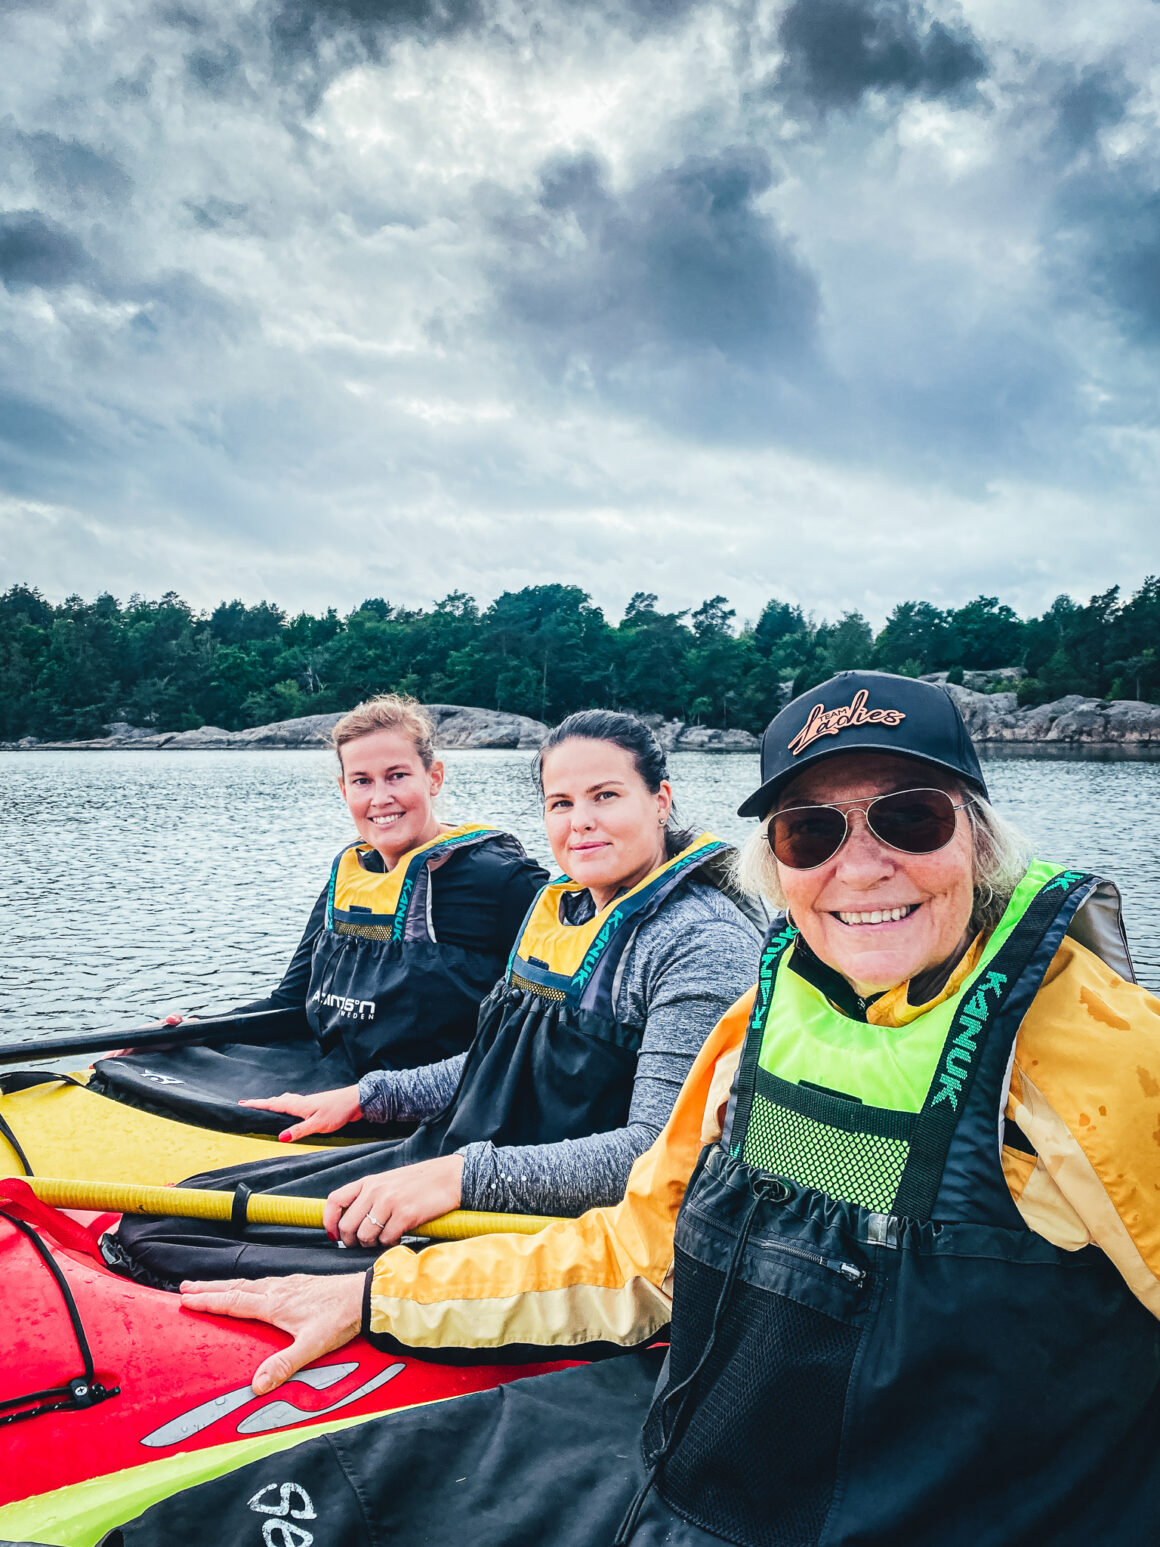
[{"xmin": 23, "ymin": 1177, "xmax": 563, "ymax": 1240}]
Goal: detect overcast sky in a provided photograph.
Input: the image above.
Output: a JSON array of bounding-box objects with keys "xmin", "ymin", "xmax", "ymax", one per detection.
[{"xmin": 1, "ymin": 0, "xmax": 1158, "ymax": 626}]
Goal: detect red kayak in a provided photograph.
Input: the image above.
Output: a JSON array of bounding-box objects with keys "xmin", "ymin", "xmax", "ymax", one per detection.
[{"xmin": 0, "ymin": 1179, "xmax": 570, "ymax": 1505}]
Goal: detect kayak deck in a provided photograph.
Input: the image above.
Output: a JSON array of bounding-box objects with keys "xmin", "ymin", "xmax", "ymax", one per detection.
[
  {"xmin": 0, "ymin": 1198, "xmax": 571, "ymax": 1506},
  {"xmin": 0, "ymin": 1072, "xmax": 340, "ymax": 1185}
]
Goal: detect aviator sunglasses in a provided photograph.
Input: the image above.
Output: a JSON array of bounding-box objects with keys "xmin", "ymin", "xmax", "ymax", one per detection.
[{"xmin": 768, "ymin": 787, "xmax": 966, "ymax": 870}]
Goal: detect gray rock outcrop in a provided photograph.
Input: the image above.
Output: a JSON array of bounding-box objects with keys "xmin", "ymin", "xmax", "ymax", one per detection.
[
  {"xmin": 10, "ymin": 705, "xmax": 549, "ymax": 752},
  {"xmin": 424, "ymin": 705, "xmax": 548, "ymax": 749},
  {"xmin": 646, "ymin": 717, "xmax": 760, "ymax": 752},
  {"xmin": 943, "ymin": 685, "xmax": 1160, "ymax": 743}
]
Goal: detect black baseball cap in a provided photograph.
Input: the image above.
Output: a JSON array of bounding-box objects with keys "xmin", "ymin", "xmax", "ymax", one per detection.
[{"xmin": 737, "ymin": 670, "xmax": 988, "ymax": 819}]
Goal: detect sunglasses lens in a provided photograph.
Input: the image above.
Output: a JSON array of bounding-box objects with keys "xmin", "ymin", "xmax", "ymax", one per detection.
[
  {"xmin": 769, "ymin": 806, "xmax": 848, "ymax": 869},
  {"xmin": 868, "ymin": 789, "xmax": 957, "ymax": 853}
]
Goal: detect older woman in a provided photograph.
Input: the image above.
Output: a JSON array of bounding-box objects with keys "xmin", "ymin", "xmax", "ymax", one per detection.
[
  {"xmin": 161, "ymin": 673, "xmax": 1157, "ymax": 1547},
  {"xmin": 111, "ymin": 710, "xmax": 763, "ymax": 1284}
]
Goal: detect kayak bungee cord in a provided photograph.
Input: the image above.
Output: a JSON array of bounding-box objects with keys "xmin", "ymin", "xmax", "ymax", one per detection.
[
  {"xmin": 22, "ymin": 1177, "xmax": 565, "ymax": 1239},
  {"xmin": 0, "ymin": 1209, "xmax": 119, "ymax": 1426},
  {"xmin": 0, "ymin": 1069, "xmax": 90, "ymax": 1177}
]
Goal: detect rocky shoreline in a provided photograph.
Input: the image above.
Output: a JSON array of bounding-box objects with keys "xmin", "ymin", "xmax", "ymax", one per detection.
[
  {"xmin": 4, "ymin": 685, "xmax": 1160, "ymax": 752},
  {"xmin": 3, "ymin": 704, "xmax": 550, "ymax": 753},
  {"xmin": 2, "ymin": 702, "xmax": 763, "ymax": 753}
]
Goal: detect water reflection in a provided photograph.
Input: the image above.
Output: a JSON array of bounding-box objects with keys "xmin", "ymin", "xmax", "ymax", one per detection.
[{"xmin": 1, "ymin": 746, "xmax": 1156, "ymax": 1042}]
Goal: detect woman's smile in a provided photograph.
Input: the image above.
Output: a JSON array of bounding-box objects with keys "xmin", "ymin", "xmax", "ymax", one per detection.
[{"xmin": 832, "ymin": 902, "xmax": 921, "ymax": 927}]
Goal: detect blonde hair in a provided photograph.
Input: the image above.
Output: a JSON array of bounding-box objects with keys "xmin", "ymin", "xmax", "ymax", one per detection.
[
  {"xmin": 331, "ymin": 694, "xmax": 437, "ymax": 773},
  {"xmin": 734, "ymin": 789, "xmax": 1032, "ymax": 937}
]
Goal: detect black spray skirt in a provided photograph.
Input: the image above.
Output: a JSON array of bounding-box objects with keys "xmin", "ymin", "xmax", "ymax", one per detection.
[{"xmin": 87, "ymin": 1038, "xmax": 393, "ymax": 1140}]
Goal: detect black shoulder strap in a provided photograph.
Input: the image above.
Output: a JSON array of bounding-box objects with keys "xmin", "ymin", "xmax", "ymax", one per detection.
[
  {"xmin": 722, "ymin": 916, "xmax": 798, "ymax": 1155},
  {"xmin": 891, "ymin": 870, "xmax": 1097, "ymax": 1220}
]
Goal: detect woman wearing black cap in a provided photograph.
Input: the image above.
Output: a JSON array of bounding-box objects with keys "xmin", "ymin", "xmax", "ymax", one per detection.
[{"xmin": 148, "ymin": 672, "xmax": 1158, "ymax": 1547}]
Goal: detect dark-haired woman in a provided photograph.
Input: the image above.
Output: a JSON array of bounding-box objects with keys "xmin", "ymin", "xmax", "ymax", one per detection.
[{"xmin": 111, "ymin": 711, "xmax": 764, "ymax": 1284}]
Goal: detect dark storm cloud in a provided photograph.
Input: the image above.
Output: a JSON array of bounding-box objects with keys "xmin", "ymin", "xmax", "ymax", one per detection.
[
  {"xmin": 1054, "ymin": 162, "xmax": 1160, "ymax": 342},
  {"xmin": 775, "ymin": 0, "xmax": 987, "ymax": 110},
  {"xmin": 267, "ymin": 0, "xmax": 485, "ymax": 63},
  {"xmin": 493, "ymin": 147, "xmax": 819, "ymax": 379},
  {"xmin": 0, "ymin": 211, "xmax": 93, "ymax": 291},
  {"xmin": 1041, "ymin": 63, "xmax": 1160, "ymax": 345},
  {"xmin": 262, "ymin": 0, "xmax": 700, "ymax": 100},
  {"xmin": 0, "ymin": 204, "xmax": 238, "ymax": 341}
]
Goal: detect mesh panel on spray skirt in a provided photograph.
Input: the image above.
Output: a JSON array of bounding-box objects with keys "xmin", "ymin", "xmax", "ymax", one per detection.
[{"xmin": 645, "ymin": 1248, "xmax": 861, "ymax": 1547}]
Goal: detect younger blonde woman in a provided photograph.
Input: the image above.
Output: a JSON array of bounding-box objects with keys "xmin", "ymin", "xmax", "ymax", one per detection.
[{"xmin": 89, "ymin": 695, "xmax": 547, "ymax": 1134}]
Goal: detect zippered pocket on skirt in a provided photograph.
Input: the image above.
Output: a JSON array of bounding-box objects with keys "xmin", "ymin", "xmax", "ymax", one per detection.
[{"xmin": 647, "ymin": 1219, "xmax": 870, "ymax": 1547}]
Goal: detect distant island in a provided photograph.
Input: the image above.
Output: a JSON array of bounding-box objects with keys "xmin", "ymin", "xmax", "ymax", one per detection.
[{"xmin": 2, "ymin": 578, "xmax": 1157, "ymax": 746}]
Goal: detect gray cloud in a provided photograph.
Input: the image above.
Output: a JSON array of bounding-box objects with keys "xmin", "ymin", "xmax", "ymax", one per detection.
[
  {"xmin": 267, "ymin": 0, "xmax": 484, "ymax": 65},
  {"xmin": 0, "ymin": 390, "xmax": 93, "ymax": 462},
  {"xmin": 156, "ymin": 4, "xmax": 208, "ymax": 30},
  {"xmin": 490, "ymin": 147, "xmax": 820, "ymax": 426},
  {"xmin": 1056, "ymin": 164, "xmax": 1160, "ymax": 342},
  {"xmin": 0, "ymin": 0, "xmax": 1157, "ymax": 626},
  {"xmin": 186, "ymin": 40, "xmax": 245, "ymax": 91},
  {"xmin": 0, "ymin": 211, "xmax": 93, "ymax": 291},
  {"xmin": 183, "ymin": 195, "xmax": 252, "ymax": 230},
  {"xmin": 1052, "ymin": 64, "xmax": 1131, "ymax": 152},
  {"xmin": 21, "ymin": 131, "xmax": 134, "ymax": 209},
  {"xmin": 1040, "ymin": 64, "xmax": 1160, "ymax": 345},
  {"xmin": 775, "ymin": 0, "xmax": 987, "ymax": 110}
]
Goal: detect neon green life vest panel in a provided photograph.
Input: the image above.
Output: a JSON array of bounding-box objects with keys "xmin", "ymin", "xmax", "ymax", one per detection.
[{"xmin": 739, "ymin": 859, "xmax": 1069, "ymax": 1212}]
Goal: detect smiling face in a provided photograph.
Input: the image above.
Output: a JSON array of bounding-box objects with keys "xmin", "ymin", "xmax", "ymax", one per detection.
[
  {"xmin": 773, "ymin": 752, "xmax": 975, "ymax": 996},
  {"xmin": 337, "ymin": 728, "xmax": 445, "ymax": 866},
  {"xmin": 541, "ymin": 737, "xmax": 672, "ymax": 911}
]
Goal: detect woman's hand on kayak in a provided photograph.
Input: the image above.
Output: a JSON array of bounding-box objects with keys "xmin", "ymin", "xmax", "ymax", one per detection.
[
  {"xmin": 179, "ymin": 1272, "xmax": 365, "ymax": 1395},
  {"xmin": 325, "ymin": 1154, "xmax": 465, "ymax": 1247},
  {"xmin": 238, "ymin": 1084, "xmax": 363, "ymax": 1141}
]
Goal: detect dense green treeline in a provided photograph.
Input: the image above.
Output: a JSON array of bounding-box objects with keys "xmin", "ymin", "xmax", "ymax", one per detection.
[{"xmin": 1, "ymin": 578, "xmax": 1158, "ymax": 742}]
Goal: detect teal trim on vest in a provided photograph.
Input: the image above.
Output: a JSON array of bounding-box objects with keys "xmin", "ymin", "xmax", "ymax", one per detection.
[
  {"xmin": 505, "ymin": 838, "xmax": 730, "ymax": 1009},
  {"xmin": 325, "ymin": 828, "xmax": 502, "ymax": 938}
]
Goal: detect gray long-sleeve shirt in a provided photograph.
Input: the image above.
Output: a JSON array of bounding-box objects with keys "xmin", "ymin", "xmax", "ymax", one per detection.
[{"xmin": 357, "ymin": 878, "xmax": 763, "ymax": 1215}]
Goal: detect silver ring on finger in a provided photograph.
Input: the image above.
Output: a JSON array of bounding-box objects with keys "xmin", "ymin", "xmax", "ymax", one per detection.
[{"xmin": 366, "ymin": 1213, "xmax": 385, "ymax": 1230}]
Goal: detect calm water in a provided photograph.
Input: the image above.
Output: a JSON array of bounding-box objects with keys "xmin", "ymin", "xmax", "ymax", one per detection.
[{"xmin": 2, "ymin": 748, "xmax": 1158, "ymax": 1044}]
